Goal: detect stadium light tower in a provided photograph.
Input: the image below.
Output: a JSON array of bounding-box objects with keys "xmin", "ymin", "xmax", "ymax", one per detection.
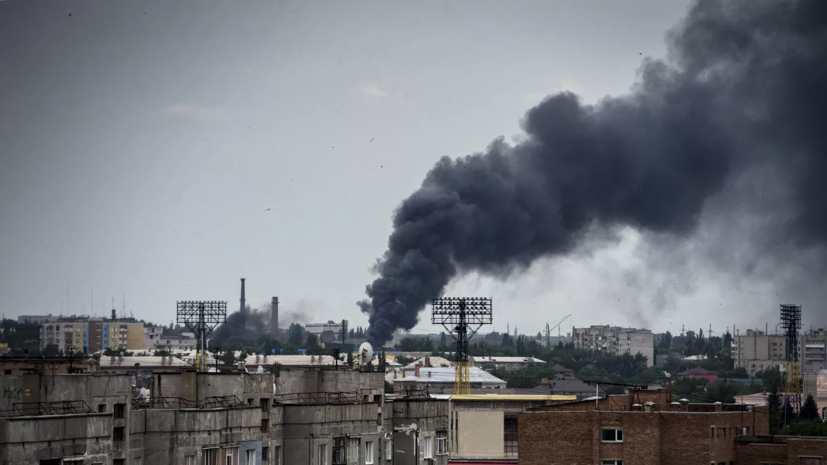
[
  {"xmin": 431, "ymin": 297, "xmax": 493, "ymax": 395},
  {"xmin": 176, "ymin": 301, "xmax": 227, "ymax": 372},
  {"xmin": 780, "ymin": 304, "xmax": 802, "ymax": 426}
]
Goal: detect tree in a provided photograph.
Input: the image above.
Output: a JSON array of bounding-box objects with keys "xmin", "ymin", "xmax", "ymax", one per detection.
[
  {"xmin": 306, "ymin": 333, "xmax": 319, "ymax": 348},
  {"xmin": 287, "ymin": 324, "xmax": 304, "ymax": 347},
  {"xmin": 660, "ymin": 331, "xmax": 673, "ymax": 350},
  {"xmin": 723, "ymin": 331, "xmax": 732, "ymax": 349},
  {"xmin": 42, "ymin": 343, "xmax": 60, "ymax": 357},
  {"xmin": 768, "ymin": 388, "xmax": 782, "ymax": 434},
  {"xmin": 802, "ymin": 394, "xmax": 820, "ymax": 421},
  {"xmin": 759, "ymin": 366, "xmax": 784, "ymax": 393},
  {"xmin": 220, "ymin": 350, "xmax": 236, "ymax": 366},
  {"xmin": 703, "ymin": 382, "xmax": 740, "ymax": 403},
  {"xmin": 439, "ymin": 332, "xmax": 448, "ymax": 352}
]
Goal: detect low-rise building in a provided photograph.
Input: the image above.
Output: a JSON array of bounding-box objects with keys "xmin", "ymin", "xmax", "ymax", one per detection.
[
  {"xmin": 736, "ymin": 435, "xmax": 827, "ymax": 465},
  {"xmin": 471, "ymin": 356, "xmax": 546, "ymax": 371},
  {"xmin": 573, "ymin": 325, "xmax": 655, "ymax": 367},
  {"xmin": 519, "ymin": 389, "xmax": 769, "ymax": 465},
  {"xmin": 143, "ymin": 326, "xmax": 196, "ymax": 351},
  {"xmin": 676, "ymin": 367, "xmax": 719, "ymax": 382},
  {"xmin": 391, "ymin": 366, "xmax": 507, "ymax": 394}
]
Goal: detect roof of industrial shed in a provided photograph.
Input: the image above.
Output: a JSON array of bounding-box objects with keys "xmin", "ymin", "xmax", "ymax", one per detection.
[
  {"xmin": 404, "ymin": 356, "xmax": 453, "ymax": 368},
  {"xmin": 99, "ymin": 356, "xmax": 192, "ymax": 367},
  {"xmin": 471, "ymin": 356, "xmax": 547, "ymax": 364},
  {"xmin": 396, "ymin": 367, "xmax": 507, "ymax": 385},
  {"xmin": 238, "ymin": 354, "xmax": 400, "ymax": 367}
]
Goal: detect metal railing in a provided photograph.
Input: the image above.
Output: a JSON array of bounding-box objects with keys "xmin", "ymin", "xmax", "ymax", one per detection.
[
  {"xmin": 131, "ymin": 395, "xmax": 245, "ymax": 410},
  {"xmin": 0, "ymin": 400, "xmax": 92, "ymax": 417},
  {"xmin": 273, "ymin": 391, "xmax": 363, "ymax": 405}
]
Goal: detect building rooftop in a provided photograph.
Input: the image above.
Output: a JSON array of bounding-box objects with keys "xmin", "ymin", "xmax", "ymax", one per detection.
[
  {"xmin": 677, "ymin": 367, "xmax": 718, "ymax": 376},
  {"xmin": 397, "ymin": 367, "xmax": 507, "ymax": 385},
  {"xmin": 551, "ymin": 364, "xmax": 575, "ymax": 374},
  {"xmin": 404, "ymin": 356, "xmax": 453, "ymax": 368},
  {"xmin": 471, "ymin": 356, "xmax": 546, "ymax": 364},
  {"xmin": 100, "ymin": 356, "xmax": 192, "ymax": 368}
]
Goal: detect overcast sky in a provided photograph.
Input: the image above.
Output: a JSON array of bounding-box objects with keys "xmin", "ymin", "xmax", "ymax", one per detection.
[{"xmin": 2, "ymin": 0, "xmax": 822, "ymax": 337}]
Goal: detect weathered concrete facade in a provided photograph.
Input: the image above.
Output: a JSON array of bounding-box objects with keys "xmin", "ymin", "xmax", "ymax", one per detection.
[{"xmin": 0, "ymin": 369, "xmax": 394, "ymax": 465}]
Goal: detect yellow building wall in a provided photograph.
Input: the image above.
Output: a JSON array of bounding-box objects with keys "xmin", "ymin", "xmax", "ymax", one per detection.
[
  {"xmin": 127, "ymin": 324, "xmax": 144, "ymax": 350},
  {"xmin": 70, "ymin": 324, "xmax": 84, "ymax": 351}
]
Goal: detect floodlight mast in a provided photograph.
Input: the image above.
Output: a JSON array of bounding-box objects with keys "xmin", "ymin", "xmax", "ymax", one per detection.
[
  {"xmin": 176, "ymin": 301, "xmax": 227, "ymax": 372},
  {"xmin": 780, "ymin": 304, "xmax": 802, "ymax": 426},
  {"xmin": 431, "ymin": 297, "xmax": 493, "ymax": 395}
]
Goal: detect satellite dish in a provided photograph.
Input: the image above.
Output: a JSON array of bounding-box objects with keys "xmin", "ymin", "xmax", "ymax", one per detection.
[{"xmin": 359, "ymin": 342, "xmax": 374, "ymax": 366}]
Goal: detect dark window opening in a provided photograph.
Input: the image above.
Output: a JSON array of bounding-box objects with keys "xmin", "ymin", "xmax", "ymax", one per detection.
[
  {"xmin": 114, "ymin": 403, "xmax": 125, "ymax": 418},
  {"xmin": 333, "ymin": 437, "xmax": 346, "ymax": 464},
  {"xmin": 504, "ymin": 416, "xmax": 518, "ymax": 457},
  {"xmin": 260, "ymin": 398, "xmax": 269, "ymax": 411},
  {"xmin": 114, "ymin": 426, "xmax": 125, "ymax": 441},
  {"xmin": 261, "ymin": 419, "xmax": 269, "ymax": 432},
  {"xmin": 98, "ymin": 404, "xmax": 106, "ymax": 413}
]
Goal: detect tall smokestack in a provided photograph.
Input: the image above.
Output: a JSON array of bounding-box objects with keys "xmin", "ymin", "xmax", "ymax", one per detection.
[
  {"xmin": 357, "ymin": 0, "xmax": 827, "ymax": 346},
  {"xmin": 240, "ymin": 278, "xmax": 246, "ymax": 315},
  {"xmin": 271, "ymin": 296, "xmax": 279, "ymax": 337}
]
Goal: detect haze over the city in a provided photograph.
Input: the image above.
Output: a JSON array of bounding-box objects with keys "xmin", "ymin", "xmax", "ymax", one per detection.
[{"xmin": 2, "ymin": 0, "xmax": 826, "ymax": 336}]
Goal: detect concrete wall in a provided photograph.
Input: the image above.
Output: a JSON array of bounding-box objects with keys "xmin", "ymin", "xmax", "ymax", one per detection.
[
  {"xmin": 0, "ymin": 413, "xmax": 112, "ymax": 464},
  {"xmin": 390, "ymin": 400, "xmax": 449, "ymax": 465},
  {"xmin": 456, "ymin": 411, "xmax": 503, "ymax": 458},
  {"xmin": 276, "ymin": 370, "xmax": 384, "ymax": 398}
]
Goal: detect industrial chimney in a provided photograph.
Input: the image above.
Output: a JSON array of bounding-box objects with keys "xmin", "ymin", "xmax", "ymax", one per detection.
[
  {"xmin": 240, "ymin": 278, "xmax": 247, "ymax": 315},
  {"xmin": 271, "ymin": 297, "xmax": 279, "ymax": 337}
]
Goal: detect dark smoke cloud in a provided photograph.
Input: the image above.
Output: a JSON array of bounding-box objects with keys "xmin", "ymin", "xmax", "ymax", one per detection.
[
  {"xmin": 360, "ymin": 0, "xmax": 827, "ymax": 345},
  {"xmin": 210, "ymin": 300, "xmax": 313, "ymax": 343}
]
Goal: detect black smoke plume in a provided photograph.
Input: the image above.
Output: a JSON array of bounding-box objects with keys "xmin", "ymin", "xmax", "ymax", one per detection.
[
  {"xmin": 210, "ymin": 300, "xmax": 313, "ymax": 343},
  {"xmin": 359, "ymin": 0, "xmax": 827, "ymax": 345}
]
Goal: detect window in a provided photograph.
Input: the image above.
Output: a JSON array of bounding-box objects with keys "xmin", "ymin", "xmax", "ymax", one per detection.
[
  {"xmin": 600, "ymin": 429, "xmax": 623, "ymax": 443},
  {"xmin": 333, "ymin": 438, "xmax": 347, "ymax": 464},
  {"xmin": 436, "ymin": 431, "xmax": 447, "ymax": 455},
  {"xmin": 262, "ymin": 447, "xmax": 270, "ymax": 463},
  {"xmin": 186, "ymin": 456, "xmax": 195, "ymax": 465},
  {"xmin": 246, "ymin": 450, "xmax": 255, "ymax": 465},
  {"xmin": 385, "ymin": 438, "xmax": 393, "ymax": 461},
  {"xmin": 364, "ymin": 442, "xmax": 374, "ymax": 465},
  {"xmin": 113, "ymin": 426, "xmax": 125, "ymax": 441},
  {"xmin": 226, "ymin": 448, "xmax": 236, "ymax": 465},
  {"xmin": 423, "ymin": 436, "xmax": 433, "ymax": 460},
  {"xmin": 504, "ymin": 416, "xmax": 518, "ymax": 457},
  {"xmin": 98, "ymin": 404, "xmax": 107, "ymax": 413},
  {"xmin": 204, "ymin": 449, "xmax": 218, "ymax": 465},
  {"xmin": 347, "ymin": 438, "xmax": 359, "ymax": 462},
  {"xmin": 318, "ymin": 444, "xmax": 327, "ymax": 465},
  {"xmin": 133, "ymin": 458, "xmax": 143, "ymax": 465},
  {"xmin": 113, "ymin": 461, "xmax": 125, "ymax": 465},
  {"xmin": 261, "ymin": 419, "xmax": 269, "ymax": 432},
  {"xmin": 274, "ymin": 446, "xmax": 280, "ymax": 465},
  {"xmin": 260, "ymin": 398, "xmax": 269, "ymax": 412},
  {"xmin": 601, "ymin": 461, "xmax": 623, "ymax": 465},
  {"xmin": 114, "ymin": 403, "xmax": 125, "ymax": 418}
]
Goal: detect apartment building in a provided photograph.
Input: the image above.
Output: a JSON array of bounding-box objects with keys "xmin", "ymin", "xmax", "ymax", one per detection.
[
  {"xmin": 573, "ymin": 326, "xmax": 655, "ymax": 367},
  {"xmin": 519, "ymin": 389, "xmax": 769, "ymax": 465},
  {"xmin": 39, "ymin": 315, "xmax": 144, "ymax": 353},
  {"xmin": 731, "ymin": 329, "xmax": 788, "ymax": 377}
]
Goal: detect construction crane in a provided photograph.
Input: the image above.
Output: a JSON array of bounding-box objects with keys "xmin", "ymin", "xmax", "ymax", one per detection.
[{"xmin": 545, "ymin": 314, "xmax": 572, "ymax": 348}]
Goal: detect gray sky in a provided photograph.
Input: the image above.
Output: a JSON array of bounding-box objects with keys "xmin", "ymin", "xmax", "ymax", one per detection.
[{"xmin": 3, "ymin": 0, "xmax": 818, "ymax": 336}]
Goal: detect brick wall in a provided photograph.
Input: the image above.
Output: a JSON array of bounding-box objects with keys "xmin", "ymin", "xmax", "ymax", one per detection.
[{"xmin": 520, "ymin": 408, "xmax": 767, "ymax": 465}]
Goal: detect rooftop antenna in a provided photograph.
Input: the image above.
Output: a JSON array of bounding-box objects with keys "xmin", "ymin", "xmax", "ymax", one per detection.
[{"xmin": 432, "ymin": 297, "xmax": 493, "ymax": 395}]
